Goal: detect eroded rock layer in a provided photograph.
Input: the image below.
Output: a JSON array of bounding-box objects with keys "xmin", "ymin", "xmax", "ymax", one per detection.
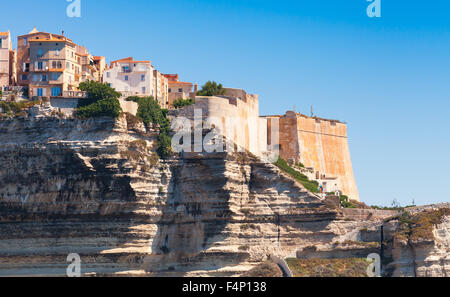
[{"xmin": 0, "ymin": 114, "xmax": 448, "ymax": 277}]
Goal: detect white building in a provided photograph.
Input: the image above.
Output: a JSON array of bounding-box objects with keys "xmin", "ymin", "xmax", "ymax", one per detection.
[
  {"xmin": 104, "ymin": 57, "xmax": 155, "ymax": 97},
  {"xmin": 0, "ymin": 30, "xmax": 15, "ymax": 90}
]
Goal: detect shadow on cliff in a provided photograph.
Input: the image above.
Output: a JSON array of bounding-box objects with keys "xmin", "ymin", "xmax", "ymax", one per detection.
[{"xmin": 146, "ymin": 153, "xmax": 241, "ymax": 276}]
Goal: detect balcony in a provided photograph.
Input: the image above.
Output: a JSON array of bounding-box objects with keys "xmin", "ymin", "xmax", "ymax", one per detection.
[{"xmin": 59, "ymin": 91, "xmax": 87, "ymax": 98}]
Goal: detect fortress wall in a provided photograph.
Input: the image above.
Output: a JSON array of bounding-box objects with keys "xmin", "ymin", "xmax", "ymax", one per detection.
[
  {"xmin": 265, "ymin": 112, "xmax": 359, "ymax": 201},
  {"xmin": 296, "ymin": 115, "xmax": 359, "ymax": 201},
  {"xmin": 171, "ymin": 93, "xmax": 267, "ymax": 157}
]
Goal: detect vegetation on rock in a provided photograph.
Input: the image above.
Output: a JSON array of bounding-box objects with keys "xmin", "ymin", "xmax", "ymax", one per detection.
[
  {"xmin": 394, "ymin": 208, "xmax": 450, "ymax": 243},
  {"xmin": 242, "ymin": 261, "xmax": 283, "ymax": 277},
  {"xmin": 75, "ymin": 81, "xmax": 122, "ymax": 119},
  {"xmin": 0, "ymin": 100, "xmax": 42, "ymax": 118},
  {"xmin": 286, "ymin": 258, "xmax": 371, "ymax": 277},
  {"xmin": 196, "ymin": 81, "xmax": 226, "ymax": 96},
  {"xmin": 126, "ymin": 96, "xmax": 172, "ymax": 158},
  {"xmin": 172, "ymin": 98, "xmax": 195, "ymax": 109},
  {"xmin": 274, "ymin": 157, "xmax": 319, "ymax": 193},
  {"xmin": 78, "ymin": 80, "xmax": 121, "ymax": 107}
]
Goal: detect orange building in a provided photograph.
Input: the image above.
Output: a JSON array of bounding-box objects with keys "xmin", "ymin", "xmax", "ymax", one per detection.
[
  {"xmin": 163, "ymin": 74, "xmax": 197, "ymax": 108},
  {"xmin": 17, "ymin": 28, "xmax": 102, "ymax": 97}
]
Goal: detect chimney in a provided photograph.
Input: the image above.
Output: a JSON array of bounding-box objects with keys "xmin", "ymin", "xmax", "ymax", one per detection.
[
  {"xmin": 62, "ymin": 30, "xmax": 65, "ymax": 36},
  {"xmin": 194, "ymin": 83, "xmax": 198, "ymax": 93}
]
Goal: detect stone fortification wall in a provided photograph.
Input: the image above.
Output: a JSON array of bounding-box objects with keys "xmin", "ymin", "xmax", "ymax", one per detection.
[
  {"xmin": 170, "ymin": 89, "xmax": 268, "ymax": 157},
  {"xmin": 265, "ymin": 111, "xmax": 359, "ymax": 201}
]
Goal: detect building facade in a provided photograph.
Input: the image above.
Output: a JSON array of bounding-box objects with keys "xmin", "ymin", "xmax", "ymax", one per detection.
[
  {"xmin": 93, "ymin": 56, "xmax": 106, "ymax": 82},
  {"xmin": 154, "ymin": 70, "xmax": 169, "ymax": 108},
  {"xmin": 164, "ymin": 74, "xmax": 196, "ymax": 108},
  {"xmin": 104, "ymin": 57, "xmax": 156, "ymax": 97},
  {"xmin": 17, "ymin": 28, "xmax": 100, "ymax": 97},
  {"xmin": 0, "ymin": 31, "xmax": 15, "ymax": 89}
]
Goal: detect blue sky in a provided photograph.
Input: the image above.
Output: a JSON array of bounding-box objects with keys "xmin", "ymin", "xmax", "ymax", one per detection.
[{"xmin": 2, "ymin": 0, "xmax": 450, "ymax": 206}]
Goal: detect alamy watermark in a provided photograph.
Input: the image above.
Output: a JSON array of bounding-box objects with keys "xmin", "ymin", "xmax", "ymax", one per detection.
[
  {"xmin": 367, "ymin": 0, "xmax": 381, "ymax": 18},
  {"xmin": 66, "ymin": 0, "xmax": 81, "ymax": 18},
  {"xmin": 367, "ymin": 253, "xmax": 381, "ymax": 277},
  {"xmin": 66, "ymin": 253, "xmax": 81, "ymax": 277}
]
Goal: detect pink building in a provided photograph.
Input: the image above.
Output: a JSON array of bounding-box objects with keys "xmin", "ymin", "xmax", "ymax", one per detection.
[{"xmin": 0, "ymin": 31, "xmax": 15, "ymax": 89}]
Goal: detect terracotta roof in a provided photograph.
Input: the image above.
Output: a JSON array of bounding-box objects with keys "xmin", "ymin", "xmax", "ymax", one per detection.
[
  {"xmin": 168, "ymin": 81, "xmax": 193, "ymax": 86},
  {"xmin": 18, "ymin": 30, "xmax": 72, "ymax": 42},
  {"xmin": 0, "ymin": 32, "xmax": 9, "ymax": 36},
  {"xmin": 110, "ymin": 57, "xmax": 151, "ymax": 67}
]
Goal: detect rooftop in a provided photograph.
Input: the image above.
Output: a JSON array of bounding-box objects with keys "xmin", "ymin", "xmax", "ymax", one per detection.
[{"xmin": 110, "ymin": 57, "xmax": 151, "ymax": 67}]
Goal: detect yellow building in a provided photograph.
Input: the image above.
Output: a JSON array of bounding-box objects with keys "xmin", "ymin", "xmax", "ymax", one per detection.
[{"xmin": 17, "ymin": 28, "xmax": 102, "ymax": 97}]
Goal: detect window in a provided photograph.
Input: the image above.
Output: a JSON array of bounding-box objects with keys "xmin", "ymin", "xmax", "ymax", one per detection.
[
  {"xmin": 55, "ymin": 49, "xmax": 60, "ymax": 56},
  {"xmin": 168, "ymin": 88, "xmax": 171, "ymax": 93},
  {"xmin": 51, "ymin": 87, "xmax": 62, "ymax": 97},
  {"xmin": 33, "ymin": 75, "xmax": 38, "ymax": 82},
  {"xmin": 66, "ymin": 62, "xmax": 70, "ymax": 69},
  {"xmin": 141, "ymin": 75, "xmax": 145, "ymax": 81},
  {"xmin": 24, "ymin": 37, "xmax": 27, "ymax": 46},
  {"xmin": 42, "ymin": 74, "xmax": 47, "ymax": 82},
  {"xmin": 178, "ymin": 88, "xmax": 183, "ymax": 93},
  {"xmin": 106, "ymin": 72, "xmax": 110, "ymax": 78},
  {"xmin": 38, "ymin": 62, "xmax": 43, "ymax": 70},
  {"xmin": 21, "ymin": 74, "xmax": 28, "ymax": 81},
  {"xmin": 25, "ymin": 63, "xmax": 30, "ymax": 72},
  {"xmin": 142, "ymin": 87, "xmax": 146, "ymax": 93},
  {"xmin": 125, "ymin": 75, "xmax": 129, "ymax": 81},
  {"xmin": 37, "ymin": 48, "xmax": 43, "ymax": 58},
  {"xmin": 0, "ymin": 38, "xmax": 2, "ymax": 48},
  {"xmin": 52, "ymin": 73, "xmax": 60, "ymax": 81}
]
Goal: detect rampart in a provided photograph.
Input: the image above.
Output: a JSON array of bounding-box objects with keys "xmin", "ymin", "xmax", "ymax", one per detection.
[
  {"xmin": 169, "ymin": 88, "xmax": 268, "ymax": 157},
  {"xmin": 264, "ymin": 111, "xmax": 360, "ymax": 201}
]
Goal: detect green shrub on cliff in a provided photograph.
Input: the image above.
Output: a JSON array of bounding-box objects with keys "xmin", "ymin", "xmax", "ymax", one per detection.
[
  {"xmin": 0, "ymin": 100, "xmax": 42, "ymax": 117},
  {"xmin": 75, "ymin": 81, "xmax": 122, "ymax": 119},
  {"xmin": 126, "ymin": 96, "xmax": 172, "ymax": 159},
  {"xmin": 274, "ymin": 157, "xmax": 319, "ymax": 193},
  {"xmin": 196, "ymin": 81, "xmax": 226, "ymax": 96},
  {"xmin": 173, "ymin": 98, "xmax": 194, "ymax": 109},
  {"xmin": 75, "ymin": 97, "xmax": 122, "ymax": 119},
  {"xmin": 78, "ymin": 80, "xmax": 121, "ymax": 107},
  {"xmin": 394, "ymin": 208, "xmax": 450, "ymax": 243}
]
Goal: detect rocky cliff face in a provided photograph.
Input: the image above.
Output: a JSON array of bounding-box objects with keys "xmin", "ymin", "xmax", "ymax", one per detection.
[{"xmin": 0, "ymin": 112, "xmax": 448, "ymax": 277}]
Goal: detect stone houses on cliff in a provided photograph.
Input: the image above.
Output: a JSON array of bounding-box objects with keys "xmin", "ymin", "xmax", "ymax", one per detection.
[{"xmin": 1, "ymin": 27, "xmax": 359, "ymax": 201}]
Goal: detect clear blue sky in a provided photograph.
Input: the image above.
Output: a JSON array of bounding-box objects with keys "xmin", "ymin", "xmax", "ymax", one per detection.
[{"xmin": 3, "ymin": 0, "xmax": 450, "ymax": 207}]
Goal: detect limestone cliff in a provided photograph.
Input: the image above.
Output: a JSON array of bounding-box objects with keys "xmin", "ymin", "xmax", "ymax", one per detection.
[{"xmin": 0, "ymin": 112, "xmax": 448, "ymax": 277}]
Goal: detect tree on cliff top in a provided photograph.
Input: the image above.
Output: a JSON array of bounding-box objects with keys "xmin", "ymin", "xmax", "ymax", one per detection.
[
  {"xmin": 78, "ymin": 80, "xmax": 121, "ymax": 107},
  {"xmin": 196, "ymin": 81, "xmax": 226, "ymax": 97},
  {"xmin": 75, "ymin": 81, "xmax": 122, "ymax": 119}
]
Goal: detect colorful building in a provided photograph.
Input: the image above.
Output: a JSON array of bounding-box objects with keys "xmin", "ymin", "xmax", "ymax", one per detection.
[
  {"xmin": 104, "ymin": 57, "xmax": 155, "ymax": 97},
  {"xmin": 154, "ymin": 70, "xmax": 169, "ymax": 108},
  {"xmin": 17, "ymin": 28, "xmax": 100, "ymax": 97},
  {"xmin": 163, "ymin": 74, "xmax": 196, "ymax": 108},
  {"xmin": 0, "ymin": 30, "xmax": 15, "ymax": 89},
  {"xmin": 103, "ymin": 57, "xmax": 169, "ymax": 107}
]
